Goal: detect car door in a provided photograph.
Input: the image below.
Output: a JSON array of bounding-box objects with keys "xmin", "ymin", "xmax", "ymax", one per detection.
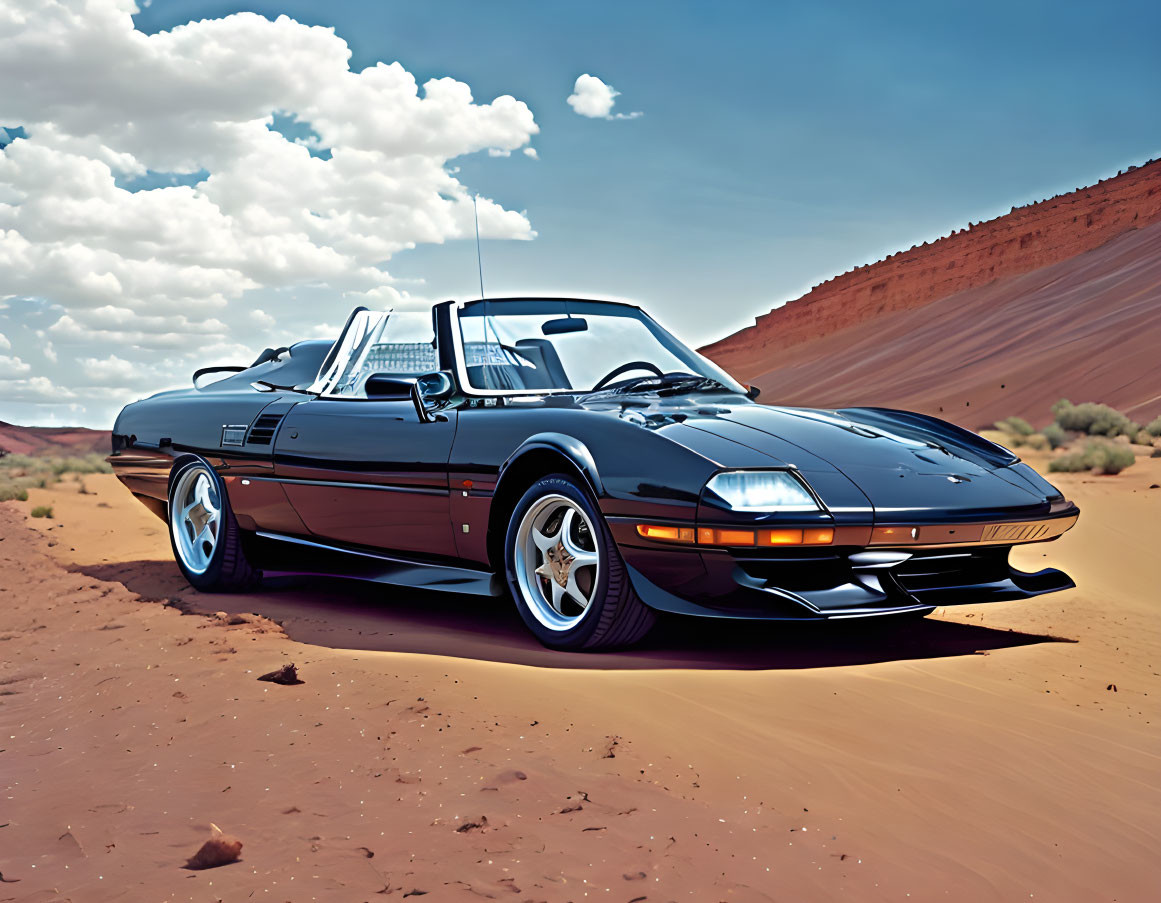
[
  {"xmin": 270, "ymin": 310, "xmax": 459, "ymax": 558},
  {"xmin": 273, "ymin": 398, "xmax": 458, "ymax": 557}
]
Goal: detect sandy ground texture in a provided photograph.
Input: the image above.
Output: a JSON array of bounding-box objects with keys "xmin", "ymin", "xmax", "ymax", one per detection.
[{"xmin": 1, "ymin": 462, "xmax": 1158, "ymax": 902}]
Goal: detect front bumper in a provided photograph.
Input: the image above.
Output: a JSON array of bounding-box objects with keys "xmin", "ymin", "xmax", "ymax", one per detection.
[{"xmin": 608, "ymin": 509, "xmax": 1078, "ymax": 620}]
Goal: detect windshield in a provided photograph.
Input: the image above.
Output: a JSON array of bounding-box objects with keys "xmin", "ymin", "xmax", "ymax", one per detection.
[
  {"xmin": 309, "ymin": 309, "xmax": 438, "ymax": 397},
  {"xmin": 456, "ymin": 299, "xmax": 745, "ymax": 394}
]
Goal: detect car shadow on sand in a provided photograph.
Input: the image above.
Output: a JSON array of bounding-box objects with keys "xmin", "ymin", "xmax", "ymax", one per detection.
[{"xmin": 76, "ymin": 559, "xmax": 1076, "ymax": 672}]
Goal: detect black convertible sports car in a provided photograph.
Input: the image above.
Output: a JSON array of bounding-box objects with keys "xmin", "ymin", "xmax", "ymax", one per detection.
[{"xmin": 110, "ymin": 298, "xmax": 1079, "ymax": 650}]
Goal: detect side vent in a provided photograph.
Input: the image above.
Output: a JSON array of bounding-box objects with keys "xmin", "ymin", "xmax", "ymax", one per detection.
[{"xmin": 247, "ymin": 413, "xmax": 284, "ymax": 445}]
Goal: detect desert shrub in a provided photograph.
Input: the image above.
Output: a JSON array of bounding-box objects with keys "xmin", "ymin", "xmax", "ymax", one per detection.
[
  {"xmin": 1091, "ymin": 443, "xmax": 1136, "ymax": 474},
  {"xmin": 0, "ymin": 486, "xmax": 29, "ymax": 502},
  {"xmin": 1135, "ymin": 429, "xmax": 1154, "ymax": 446},
  {"xmin": 1052, "ymin": 400, "xmax": 1137, "ymax": 438},
  {"xmin": 49, "ymin": 454, "xmax": 112, "ymax": 476},
  {"xmin": 994, "ymin": 416, "xmax": 1035, "ymax": 437},
  {"xmin": 1048, "ymin": 440, "xmax": 1136, "ymax": 475},
  {"xmin": 1021, "ymin": 433, "xmax": 1049, "ymax": 451},
  {"xmin": 0, "ymin": 453, "xmax": 39, "ymax": 472},
  {"xmin": 1145, "ymin": 416, "xmax": 1161, "ymax": 438},
  {"xmin": 30, "ymin": 505, "xmax": 54, "ymax": 518},
  {"xmin": 0, "ymin": 452, "xmax": 110, "ymax": 502},
  {"xmin": 1041, "ymin": 422, "xmax": 1068, "ymax": 449}
]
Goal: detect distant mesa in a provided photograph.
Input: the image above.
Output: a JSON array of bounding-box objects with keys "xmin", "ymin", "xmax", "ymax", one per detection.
[
  {"xmin": 701, "ymin": 159, "xmax": 1161, "ymax": 429},
  {"xmin": 0, "ymin": 421, "xmax": 111, "ymax": 457}
]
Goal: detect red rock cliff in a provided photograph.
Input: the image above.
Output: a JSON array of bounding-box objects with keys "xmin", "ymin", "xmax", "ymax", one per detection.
[{"xmin": 702, "ymin": 159, "xmax": 1161, "ymax": 380}]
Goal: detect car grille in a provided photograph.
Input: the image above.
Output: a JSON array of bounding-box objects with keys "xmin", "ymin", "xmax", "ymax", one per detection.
[
  {"xmin": 891, "ymin": 549, "xmax": 1009, "ymax": 593},
  {"xmin": 733, "ymin": 552, "xmax": 853, "ymax": 593}
]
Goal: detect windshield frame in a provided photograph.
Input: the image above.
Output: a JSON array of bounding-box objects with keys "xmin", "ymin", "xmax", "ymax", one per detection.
[{"xmin": 449, "ymin": 297, "xmax": 746, "ymax": 398}]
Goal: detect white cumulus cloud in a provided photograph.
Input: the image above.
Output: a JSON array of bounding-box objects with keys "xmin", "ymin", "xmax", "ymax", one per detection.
[
  {"xmin": 78, "ymin": 353, "xmax": 138, "ymax": 386},
  {"xmin": 566, "ymin": 74, "xmax": 643, "ymax": 120},
  {"xmin": 0, "ymin": 353, "xmax": 31, "ymax": 378},
  {"xmin": 0, "ymin": 0, "xmax": 541, "ymax": 426},
  {"xmin": 0, "ymin": 375, "xmax": 76, "ymax": 403}
]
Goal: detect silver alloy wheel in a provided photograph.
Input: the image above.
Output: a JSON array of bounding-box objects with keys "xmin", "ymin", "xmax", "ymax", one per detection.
[
  {"xmin": 513, "ymin": 493, "xmax": 602, "ymax": 631},
  {"xmin": 171, "ymin": 465, "xmax": 222, "ymax": 576}
]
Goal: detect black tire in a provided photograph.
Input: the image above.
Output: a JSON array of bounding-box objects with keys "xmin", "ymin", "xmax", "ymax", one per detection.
[
  {"xmin": 167, "ymin": 457, "xmax": 261, "ymax": 592},
  {"xmin": 503, "ymin": 474, "xmax": 656, "ymax": 650}
]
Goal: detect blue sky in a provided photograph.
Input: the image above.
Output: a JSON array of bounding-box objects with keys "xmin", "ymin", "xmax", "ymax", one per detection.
[
  {"xmin": 1, "ymin": 0, "xmax": 1158, "ymax": 427},
  {"xmin": 135, "ymin": 0, "xmax": 1161, "ymax": 342}
]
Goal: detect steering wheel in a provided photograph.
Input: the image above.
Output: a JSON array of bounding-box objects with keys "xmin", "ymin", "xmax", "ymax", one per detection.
[{"xmin": 590, "ymin": 361, "xmax": 665, "ymax": 392}]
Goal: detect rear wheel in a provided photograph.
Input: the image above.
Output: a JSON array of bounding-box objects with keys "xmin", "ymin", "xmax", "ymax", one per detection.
[
  {"xmin": 504, "ymin": 474, "xmax": 655, "ymax": 650},
  {"xmin": 168, "ymin": 458, "xmax": 260, "ymax": 592}
]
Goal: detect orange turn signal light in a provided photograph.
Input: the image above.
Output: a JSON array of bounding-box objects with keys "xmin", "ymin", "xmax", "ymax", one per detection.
[
  {"xmin": 759, "ymin": 528, "xmax": 803, "ymax": 545},
  {"xmin": 712, "ymin": 528, "xmax": 757, "ymax": 546},
  {"xmin": 636, "ymin": 524, "xmax": 696, "ymax": 543},
  {"xmin": 871, "ymin": 526, "xmax": 918, "ymax": 544},
  {"xmin": 639, "ymin": 525, "xmax": 834, "ymax": 547}
]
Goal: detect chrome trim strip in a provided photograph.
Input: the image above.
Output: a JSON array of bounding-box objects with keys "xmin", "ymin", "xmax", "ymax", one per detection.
[
  {"xmin": 871, "ymin": 513, "xmax": 1078, "ymax": 549},
  {"xmin": 243, "ymin": 475, "xmax": 446, "ymax": 496},
  {"xmin": 108, "ymin": 455, "xmax": 171, "ymax": 467}
]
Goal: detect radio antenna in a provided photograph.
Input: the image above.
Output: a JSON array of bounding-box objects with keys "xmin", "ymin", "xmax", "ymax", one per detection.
[
  {"xmin": 473, "ymin": 193, "xmax": 504, "ymax": 388},
  {"xmin": 473, "ymin": 194, "xmax": 486, "ymax": 299}
]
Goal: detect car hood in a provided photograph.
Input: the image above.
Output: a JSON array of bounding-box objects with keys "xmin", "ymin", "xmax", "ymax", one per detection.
[{"xmin": 629, "ymin": 398, "xmax": 1060, "ymax": 520}]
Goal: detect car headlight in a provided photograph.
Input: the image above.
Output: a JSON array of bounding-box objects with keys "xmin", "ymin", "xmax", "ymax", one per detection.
[{"xmin": 704, "ymin": 470, "xmax": 819, "ymax": 511}]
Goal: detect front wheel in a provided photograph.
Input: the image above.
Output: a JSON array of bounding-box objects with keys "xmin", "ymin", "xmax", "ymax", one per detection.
[
  {"xmin": 504, "ymin": 474, "xmax": 656, "ymax": 650},
  {"xmin": 168, "ymin": 458, "xmax": 260, "ymax": 592}
]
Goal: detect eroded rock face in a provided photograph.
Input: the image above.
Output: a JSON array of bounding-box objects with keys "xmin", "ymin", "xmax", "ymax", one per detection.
[{"xmin": 703, "ymin": 160, "xmax": 1161, "ymax": 380}]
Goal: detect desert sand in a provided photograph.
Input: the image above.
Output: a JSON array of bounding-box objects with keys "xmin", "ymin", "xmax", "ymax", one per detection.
[{"xmin": 1, "ymin": 461, "xmax": 1158, "ymax": 901}]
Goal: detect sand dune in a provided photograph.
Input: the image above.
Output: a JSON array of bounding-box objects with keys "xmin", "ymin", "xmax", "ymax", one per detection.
[{"xmin": 0, "ymin": 467, "xmax": 1157, "ymax": 900}]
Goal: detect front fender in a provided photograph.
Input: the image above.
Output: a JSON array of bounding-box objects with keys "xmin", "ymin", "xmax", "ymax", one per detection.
[{"xmin": 498, "ymin": 432, "xmax": 604, "ymax": 497}]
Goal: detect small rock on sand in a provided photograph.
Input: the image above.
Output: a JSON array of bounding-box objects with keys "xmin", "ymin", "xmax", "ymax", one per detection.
[
  {"xmin": 184, "ymin": 833, "xmax": 243, "ymax": 870},
  {"xmin": 257, "ymin": 663, "xmax": 303, "ymax": 685},
  {"xmin": 455, "ymin": 816, "xmax": 488, "ymax": 833}
]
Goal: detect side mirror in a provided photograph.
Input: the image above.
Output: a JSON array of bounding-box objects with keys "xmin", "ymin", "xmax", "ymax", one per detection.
[
  {"xmin": 746, "ymin": 384, "xmax": 761, "ymax": 400},
  {"xmin": 416, "ymin": 370, "xmax": 455, "ymax": 402},
  {"xmin": 365, "ymin": 371, "xmax": 454, "ymax": 422},
  {"xmin": 364, "ymin": 374, "xmax": 415, "ymax": 401}
]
